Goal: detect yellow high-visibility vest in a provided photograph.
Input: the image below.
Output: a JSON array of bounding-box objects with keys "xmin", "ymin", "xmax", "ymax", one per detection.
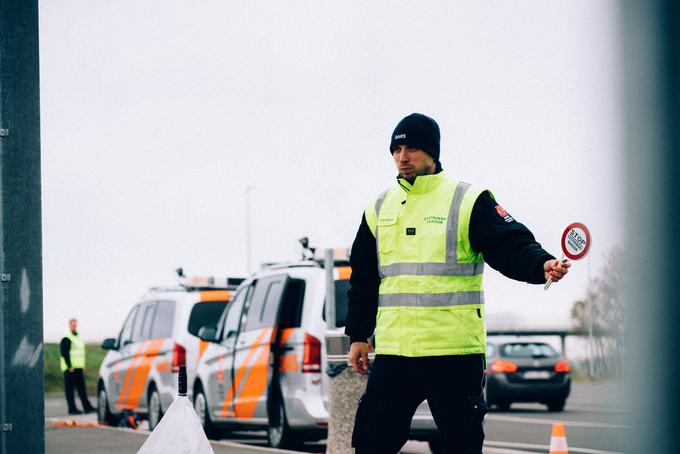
[
  {"xmin": 365, "ymin": 172, "xmax": 490, "ymax": 357},
  {"xmin": 60, "ymin": 331, "xmax": 86, "ymax": 371}
]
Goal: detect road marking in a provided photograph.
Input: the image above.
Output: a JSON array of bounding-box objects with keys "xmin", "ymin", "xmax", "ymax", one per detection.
[
  {"xmin": 486, "ymin": 414, "xmax": 628, "ymax": 429},
  {"xmin": 66, "ymin": 424, "xmax": 305, "ymax": 453},
  {"xmin": 210, "ymin": 439, "xmax": 303, "ymax": 453},
  {"xmin": 485, "ymin": 440, "xmax": 624, "ymax": 454}
]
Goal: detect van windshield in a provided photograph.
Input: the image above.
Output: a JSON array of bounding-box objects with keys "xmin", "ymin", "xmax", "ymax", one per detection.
[{"xmin": 187, "ymin": 301, "xmax": 229, "ymax": 337}]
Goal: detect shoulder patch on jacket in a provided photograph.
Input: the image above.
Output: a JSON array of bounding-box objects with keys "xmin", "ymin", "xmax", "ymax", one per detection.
[{"xmin": 495, "ymin": 205, "xmax": 515, "ymax": 223}]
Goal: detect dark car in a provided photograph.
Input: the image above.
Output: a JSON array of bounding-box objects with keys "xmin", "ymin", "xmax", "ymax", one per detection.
[{"xmin": 484, "ymin": 340, "xmax": 571, "ymax": 412}]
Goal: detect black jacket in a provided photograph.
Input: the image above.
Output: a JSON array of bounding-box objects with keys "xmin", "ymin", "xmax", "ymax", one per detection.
[
  {"xmin": 60, "ymin": 336, "xmax": 73, "ymax": 369},
  {"xmin": 345, "ymin": 185, "xmax": 554, "ymax": 344}
]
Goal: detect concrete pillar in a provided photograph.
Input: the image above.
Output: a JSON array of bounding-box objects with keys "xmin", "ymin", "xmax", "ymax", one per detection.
[
  {"xmin": 623, "ymin": 1, "xmax": 679, "ymax": 452},
  {"xmin": 0, "ymin": 0, "xmax": 44, "ymax": 452},
  {"xmin": 324, "ymin": 249, "xmax": 368, "ymax": 454},
  {"xmin": 326, "ymin": 367, "xmax": 367, "ymax": 454}
]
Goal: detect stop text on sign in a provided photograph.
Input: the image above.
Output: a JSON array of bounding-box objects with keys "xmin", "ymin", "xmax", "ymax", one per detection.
[{"xmin": 561, "ymin": 222, "xmax": 591, "ymax": 261}]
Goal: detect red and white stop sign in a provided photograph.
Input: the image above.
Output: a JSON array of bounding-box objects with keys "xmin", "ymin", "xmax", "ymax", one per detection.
[{"xmin": 561, "ymin": 222, "xmax": 591, "ymax": 261}]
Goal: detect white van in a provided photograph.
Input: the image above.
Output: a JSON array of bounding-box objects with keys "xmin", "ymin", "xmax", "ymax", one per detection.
[
  {"xmin": 193, "ymin": 259, "xmax": 439, "ymax": 449},
  {"xmin": 96, "ymin": 276, "xmax": 242, "ymax": 430}
]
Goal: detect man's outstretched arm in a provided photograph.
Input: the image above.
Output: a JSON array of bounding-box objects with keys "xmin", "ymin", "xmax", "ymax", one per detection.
[{"xmin": 469, "ymin": 191, "xmax": 570, "ymax": 284}]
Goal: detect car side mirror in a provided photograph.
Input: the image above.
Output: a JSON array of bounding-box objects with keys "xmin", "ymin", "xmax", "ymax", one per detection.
[
  {"xmin": 101, "ymin": 338, "xmax": 117, "ymax": 350},
  {"xmin": 198, "ymin": 326, "xmax": 218, "ymax": 342}
]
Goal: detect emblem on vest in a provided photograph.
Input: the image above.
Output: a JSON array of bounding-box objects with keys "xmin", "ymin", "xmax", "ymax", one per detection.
[
  {"xmin": 406, "ymin": 227, "xmax": 416, "ymax": 236},
  {"xmin": 424, "ymin": 216, "xmax": 446, "ymax": 224}
]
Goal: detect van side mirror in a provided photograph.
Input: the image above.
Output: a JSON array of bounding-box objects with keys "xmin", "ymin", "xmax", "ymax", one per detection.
[
  {"xmin": 101, "ymin": 338, "xmax": 117, "ymax": 350},
  {"xmin": 198, "ymin": 326, "xmax": 218, "ymax": 342}
]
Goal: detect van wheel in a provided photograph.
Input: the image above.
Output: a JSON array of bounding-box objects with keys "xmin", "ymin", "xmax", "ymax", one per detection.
[
  {"xmin": 194, "ymin": 387, "xmax": 220, "ymax": 439},
  {"xmin": 97, "ymin": 386, "xmax": 119, "ymax": 426},
  {"xmin": 267, "ymin": 396, "xmax": 298, "ymax": 449},
  {"xmin": 147, "ymin": 387, "xmax": 164, "ymax": 430}
]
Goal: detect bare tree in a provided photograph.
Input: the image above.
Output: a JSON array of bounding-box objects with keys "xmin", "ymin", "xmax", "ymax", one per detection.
[{"xmin": 571, "ymin": 247, "xmax": 625, "ymax": 378}]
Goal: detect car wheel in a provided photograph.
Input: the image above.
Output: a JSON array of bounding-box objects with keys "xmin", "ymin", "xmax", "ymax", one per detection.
[
  {"xmin": 267, "ymin": 395, "xmax": 298, "ymax": 449},
  {"xmin": 147, "ymin": 387, "xmax": 164, "ymax": 431},
  {"xmin": 97, "ymin": 386, "xmax": 119, "ymax": 426},
  {"xmin": 194, "ymin": 387, "xmax": 220, "ymax": 439},
  {"xmin": 547, "ymin": 398, "xmax": 566, "ymax": 412}
]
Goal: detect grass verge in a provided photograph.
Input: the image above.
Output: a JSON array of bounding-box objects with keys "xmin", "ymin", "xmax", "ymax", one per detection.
[{"xmin": 44, "ymin": 342, "xmax": 107, "ymax": 394}]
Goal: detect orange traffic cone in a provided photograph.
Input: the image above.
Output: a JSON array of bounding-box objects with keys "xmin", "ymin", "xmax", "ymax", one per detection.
[{"xmin": 549, "ymin": 422, "xmax": 569, "ymax": 454}]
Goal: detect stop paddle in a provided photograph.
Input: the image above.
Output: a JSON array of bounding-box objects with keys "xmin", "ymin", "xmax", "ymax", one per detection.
[{"xmin": 544, "ymin": 222, "xmax": 591, "ymax": 291}]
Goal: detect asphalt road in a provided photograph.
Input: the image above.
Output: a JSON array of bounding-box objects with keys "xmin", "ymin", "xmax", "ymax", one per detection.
[{"xmin": 45, "ymin": 381, "xmax": 628, "ymax": 453}]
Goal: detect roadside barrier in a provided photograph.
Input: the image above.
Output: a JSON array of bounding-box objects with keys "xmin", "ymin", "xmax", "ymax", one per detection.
[{"xmin": 549, "ymin": 422, "xmax": 569, "ymax": 454}]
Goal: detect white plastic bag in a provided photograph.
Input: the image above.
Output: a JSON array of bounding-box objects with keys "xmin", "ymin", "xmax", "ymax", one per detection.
[{"xmin": 137, "ymin": 396, "xmax": 214, "ymax": 454}]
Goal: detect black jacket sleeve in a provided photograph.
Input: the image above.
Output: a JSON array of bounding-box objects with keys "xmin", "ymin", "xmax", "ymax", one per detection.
[
  {"xmin": 469, "ymin": 191, "xmax": 554, "ymax": 284},
  {"xmin": 344, "ymin": 213, "xmax": 380, "ymax": 344},
  {"xmin": 60, "ymin": 337, "xmax": 72, "ymax": 369}
]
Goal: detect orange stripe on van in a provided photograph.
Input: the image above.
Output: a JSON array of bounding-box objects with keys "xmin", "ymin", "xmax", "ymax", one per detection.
[
  {"xmin": 220, "ymin": 328, "xmax": 271, "ymax": 417},
  {"xmin": 230, "ymin": 327, "xmax": 298, "ymax": 418},
  {"xmin": 278, "ymin": 328, "xmax": 295, "ymax": 347},
  {"xmin": 155, "ymin": 359, "xmax": 171, "ymax": 374},
  {"xmin": 276, "ymin": 326, "xmax": 299, "ymax": 373},
  {"xmin": 199, "ymin": 290, "xmax": 231, "ymax": 302},
  {"xmin": 117, "ymin": 341, "xmax": 148, "ymax": 408},
  {"xmin": 123, "ymin": 339, "xmax": 166, "ymax": 409},
  {"xmin": 199, "ymin": 340, "xmax": 210, "ymax": 358},
  {"xmin": 233, "ymin": 342, "xmax": 270, "ymax": 419},
  {"xmin": 278, "ymin": 354, "xmax": 299, "ymax": 373},
  {"xmin": 336, "ymin": 266, "xmax": 352, "ymax": 280}
]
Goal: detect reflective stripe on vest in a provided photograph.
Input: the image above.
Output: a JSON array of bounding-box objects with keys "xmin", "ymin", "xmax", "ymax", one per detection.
[
  {"xmin": 365, "ymin": 173, "xmax": 490, "ymax": 357},
  {"xmin": 60, "ymin": 332, "xmax": 86, "ymax": 371}
]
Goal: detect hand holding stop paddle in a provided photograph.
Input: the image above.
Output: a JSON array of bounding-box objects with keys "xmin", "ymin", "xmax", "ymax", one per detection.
[{"xmin": 544, "ymin": 222, "xmax": 591, "ymax": 291}]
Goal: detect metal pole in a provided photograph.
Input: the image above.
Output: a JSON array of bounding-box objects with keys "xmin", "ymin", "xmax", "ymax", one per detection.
[
  {"xmin": 0, "ymin": 1, "xmax": 44, "ymax": 452},
  {"xmin": 245, "ymin": 185, "xmax": 253, "ymax": 273},
  {"xmin": 324, "ymin": 249, "xmax": 336, "ymax": 329},
  {"xmin": 587, "ymin": 254, "xmax": 594, "ymax": 379}
]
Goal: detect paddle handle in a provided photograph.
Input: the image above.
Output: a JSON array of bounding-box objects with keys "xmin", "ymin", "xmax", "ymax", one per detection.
[{"xmin": 544, "ymin": 256, "xmax": 567, "ymax": 291}]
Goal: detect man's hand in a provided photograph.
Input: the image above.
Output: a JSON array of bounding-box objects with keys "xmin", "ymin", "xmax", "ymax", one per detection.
[
  {"xmin": 68, "ymin": 368, "xmax": 74, "ymax": 373},
  {"xmin": 544, "ymin": 259, "xmax": 571, "ymax": 283},
  {"xmin": 348, "ymin": 342, "xmax": 370, "ymax": 375}
]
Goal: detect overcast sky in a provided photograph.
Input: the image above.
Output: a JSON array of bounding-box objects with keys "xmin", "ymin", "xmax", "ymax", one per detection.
[{"xmin": 39, "ymin": 1, "xmax": 623, "ymax": 342}]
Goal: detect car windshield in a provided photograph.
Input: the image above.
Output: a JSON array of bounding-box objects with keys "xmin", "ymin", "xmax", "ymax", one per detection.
[{"xmin": 500, "ymin": 343, "xmax": 557, "ymax": 358}]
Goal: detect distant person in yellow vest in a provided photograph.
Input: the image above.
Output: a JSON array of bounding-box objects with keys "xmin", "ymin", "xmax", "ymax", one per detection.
[
  {"xmin": 60, "ymin": 318, "xmax": 96, "ymax": 415},
  {"xmin": 346, "ymin": 113, "xmax": 570, "ymax": 454}
]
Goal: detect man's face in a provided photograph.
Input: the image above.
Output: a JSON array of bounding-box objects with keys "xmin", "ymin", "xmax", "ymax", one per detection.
[
  {"xmin": 69, "ymin": 319, "xmax": 77, "ymax": 332},
  {"xmin": 391, "ymin": 145, "xmax": 436, "ymax": 181}
]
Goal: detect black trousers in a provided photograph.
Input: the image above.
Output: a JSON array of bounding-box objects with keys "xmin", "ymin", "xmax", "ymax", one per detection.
[
  {"xmin": 64, "ymin": 369, "xmax": 94, "ymax": 412},
  {"xmin": 352, "ymin": 354, "xmax": 488, "ymax": 454}
]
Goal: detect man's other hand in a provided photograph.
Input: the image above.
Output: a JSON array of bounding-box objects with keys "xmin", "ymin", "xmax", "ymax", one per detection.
[
  {"xmin": 348, "ymin": 342, "xmax": 370, "ymax": 375},
  {"xmin": 544, "ymin": 259, "xmax": 571, "ymax": 283}
]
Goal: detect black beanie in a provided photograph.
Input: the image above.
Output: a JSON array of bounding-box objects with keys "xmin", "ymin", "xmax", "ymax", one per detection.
[{"xmin": 389, "ymin": 113, "xmax": 441, "ymax": 161}]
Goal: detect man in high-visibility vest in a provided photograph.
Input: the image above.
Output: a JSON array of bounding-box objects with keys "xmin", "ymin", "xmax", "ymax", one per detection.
[
  {"xmin": 345, "ymin": 113, "xmax": 570, "ymax": 454},
  {"xmin": 60, "ymin": 318, "xmax": 96, "ymax": 414}
]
